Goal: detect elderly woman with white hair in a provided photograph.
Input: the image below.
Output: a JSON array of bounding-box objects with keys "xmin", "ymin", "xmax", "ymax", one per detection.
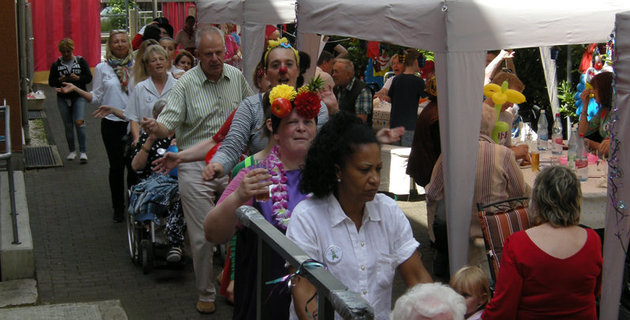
[
  {"xmin": 391, "ymin": 283, "xmax": 466, "ymax": 320},
  {"xmin": 426, "ymin": 104, "xmax": 529, "ymax": 276}
]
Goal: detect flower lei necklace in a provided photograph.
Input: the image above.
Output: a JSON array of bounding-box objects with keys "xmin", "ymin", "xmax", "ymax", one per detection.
[{"xmin": 267, "ymin": 145, "xmax": 290, "ymax": 229}]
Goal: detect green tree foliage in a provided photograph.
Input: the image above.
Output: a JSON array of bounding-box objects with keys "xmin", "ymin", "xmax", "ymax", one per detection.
[
  {"xmin": 513, "ymin": 45, "xmax": 585, "ymax": 127},
  {"xmin": 558, "ymin": 80, "xmax": 578, "ymax": 124},
  {"xmin": 109, "ymin": 0, "xmax": 135, "ymax": 13}
]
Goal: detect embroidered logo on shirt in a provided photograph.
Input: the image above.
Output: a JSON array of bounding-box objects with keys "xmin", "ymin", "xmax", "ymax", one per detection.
[{"xmin": 325, "ymin": 245, "xmax": 342, "ymax": 264}]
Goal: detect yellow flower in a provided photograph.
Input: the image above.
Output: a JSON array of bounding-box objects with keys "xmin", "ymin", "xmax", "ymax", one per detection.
[
  {"xmin": 269, "ymin": 84, "xmax": 297, "ymax": 104},
  {"xmin": 297, "ymin": 86, "xmax": 309, "ymax": 95}
]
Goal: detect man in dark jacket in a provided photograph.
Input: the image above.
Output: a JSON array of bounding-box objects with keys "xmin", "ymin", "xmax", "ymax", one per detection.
[{"xmin": 332, "ymin": 58, "xmax": 373, "ymax": 125}]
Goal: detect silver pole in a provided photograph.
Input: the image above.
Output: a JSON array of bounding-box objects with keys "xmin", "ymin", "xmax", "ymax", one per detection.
[{"xmin": 18, "ymin": 0, "xmax": 29, "ymax": 144}]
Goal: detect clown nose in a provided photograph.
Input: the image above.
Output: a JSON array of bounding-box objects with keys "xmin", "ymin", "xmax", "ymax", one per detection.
[{"xmin": 279, "ymin": 66, "xmax": 288, "ymax": 74}]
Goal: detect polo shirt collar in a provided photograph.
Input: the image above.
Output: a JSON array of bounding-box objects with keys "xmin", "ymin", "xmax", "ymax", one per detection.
[
  {"xmin": 343, "ymin": 77, "xmax": 356, "ymax": 91},
  {"xmin": 479, "ymin": 133, "xmax": 494, "ymax": 143},
  {"xmin": 192, "ymin": 63, "xmax": 231, "ymax": 83},
  {"xmin": 327, "ymin": 193, "xmax": 382, "ymax": 227}
]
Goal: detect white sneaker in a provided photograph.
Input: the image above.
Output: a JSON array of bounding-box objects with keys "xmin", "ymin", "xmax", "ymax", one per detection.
[
  {"xmin": 79, "ymin": 153, "xmax": 88, "ymax": 164},
  {"xmin": 66, "ymin": 152, "xmax": 77, "ymax": 160}
]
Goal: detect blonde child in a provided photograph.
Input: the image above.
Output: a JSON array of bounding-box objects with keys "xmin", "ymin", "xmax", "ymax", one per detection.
[
  {"xmin": 450, "ymin": 266, "xmax": 490, "ymax": 320},
  {"xmin": 158, "ymin": 37, "xmax": 180, "ymax": 76}
]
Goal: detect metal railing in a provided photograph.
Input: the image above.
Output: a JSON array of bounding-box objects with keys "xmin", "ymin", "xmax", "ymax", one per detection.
[
  {"xmin": 235, "ymin": 205, "xmax": 374, "ymax": 320},
  {"xmin": 0, "ymin": 102, "xmax": 20, "ymax": 244}
]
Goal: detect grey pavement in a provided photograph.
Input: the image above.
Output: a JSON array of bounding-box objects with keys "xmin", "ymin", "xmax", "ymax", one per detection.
[{"xmin": 6, "ymin": 84, "xmax": 441, "ymax": 319}]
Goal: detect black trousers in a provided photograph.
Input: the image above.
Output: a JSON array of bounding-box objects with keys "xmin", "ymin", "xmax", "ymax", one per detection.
[{"xmin": 100, "ymin": 119, "xmax": 129, "ymax": 215}]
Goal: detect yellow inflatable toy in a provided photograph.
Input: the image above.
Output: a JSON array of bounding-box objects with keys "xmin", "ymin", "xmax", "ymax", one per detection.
[{"xmin": 483, "ymin": 81, "xmax": 526, "ymax": 143}]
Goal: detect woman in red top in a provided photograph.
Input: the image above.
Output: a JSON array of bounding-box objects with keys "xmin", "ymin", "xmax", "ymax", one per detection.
[{"xmin": 483, "ymin": 166, "xmax": 602, "ymax": 320}]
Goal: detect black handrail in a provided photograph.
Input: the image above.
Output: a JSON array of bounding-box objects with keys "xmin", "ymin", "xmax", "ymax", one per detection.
[
  {"xmin": 0, "ymin": 103, "xmax": 20, "ymax": 244},
  {"xmin": 235, "ymin": 205, "xmax": 374, "ymax": 320}
]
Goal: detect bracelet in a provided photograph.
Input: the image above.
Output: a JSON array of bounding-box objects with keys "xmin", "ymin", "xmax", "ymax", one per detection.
[{"xmin": 141, "ymin": 144, "xmax": 151, "ymax": 153}]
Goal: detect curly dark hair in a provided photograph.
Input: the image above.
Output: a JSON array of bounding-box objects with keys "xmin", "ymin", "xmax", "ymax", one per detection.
[{"xmin": 300, "ymin": 111, "xmax": 379, "ymax": 198}]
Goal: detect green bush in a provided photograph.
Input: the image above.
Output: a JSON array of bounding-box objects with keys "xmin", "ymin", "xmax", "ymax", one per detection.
[{"xmin": 558, "ymin": 80, "xmax": 578, "ymax": 124}]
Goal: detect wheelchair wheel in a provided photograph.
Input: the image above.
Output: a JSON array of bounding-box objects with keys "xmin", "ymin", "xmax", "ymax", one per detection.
[
  {"xmin": 141, "ymin": 239, "xmax": 153, "ymax": 274},
  {"xmin": 126, "ymin": 211, "xmax": 140, "ymax": 264}
]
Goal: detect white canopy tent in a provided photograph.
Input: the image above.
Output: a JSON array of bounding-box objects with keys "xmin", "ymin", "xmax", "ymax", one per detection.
[
  {"xmin": 296, "ymin": 1, "xmax": 630, "ymax": 318},
  {"xmin": 196, "ymin": 0, "xmax": 297, "ymax": 89},
  {"xmin": 195, "ymin": 0, "xmax": 630, "ymax": 317},
  {"xmin": 601, "ymin": 10, "xmax": 630, "ymax": 320}
]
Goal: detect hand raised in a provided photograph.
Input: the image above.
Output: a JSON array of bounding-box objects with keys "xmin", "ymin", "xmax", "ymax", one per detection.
[{"xmin": 152, "ymin": 152, "xmax": 180, "ymax": 175}]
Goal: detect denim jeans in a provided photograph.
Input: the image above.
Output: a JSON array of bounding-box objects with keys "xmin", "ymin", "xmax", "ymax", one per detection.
[{"xmin": 57, "ymin": 96, "xmax": 87, "ymax": 153}]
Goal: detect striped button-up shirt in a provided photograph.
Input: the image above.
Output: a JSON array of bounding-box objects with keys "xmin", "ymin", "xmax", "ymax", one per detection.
[
  {"xmin": 426, "ymin": 134, "xmax": 530, "ymax": 238},
  {"xmin": 157, "ymin": 64, "xmax": 253, "ymax": 150}
]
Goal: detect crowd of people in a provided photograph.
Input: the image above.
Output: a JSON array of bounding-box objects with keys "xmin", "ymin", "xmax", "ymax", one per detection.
[{"xmin": 47, "ymin": 15, "xmax": 605, "ymax": 319}]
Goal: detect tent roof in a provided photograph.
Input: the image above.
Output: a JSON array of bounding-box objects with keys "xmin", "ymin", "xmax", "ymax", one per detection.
[
  {"xmin": 297, "ymin": 0, "xmax": 630, "ymax": 52},
  {"xmin": 197, "ymin": 0, "xmax": 295, "ymax": 25}
]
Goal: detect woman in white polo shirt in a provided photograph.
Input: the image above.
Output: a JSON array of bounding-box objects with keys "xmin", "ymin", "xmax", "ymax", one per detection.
[
  {"xmin": 124, "ymin": 44, "xmax": 176, "ymax": 146},
  {"xmin": 286, "ymin": 111, "xmax": 432, "ymax": 320}
]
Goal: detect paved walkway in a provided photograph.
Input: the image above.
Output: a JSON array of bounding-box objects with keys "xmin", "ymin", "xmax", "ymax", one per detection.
[{"xmin": 21, "ymin": 85, "xmax": 439, "ymax": 319}]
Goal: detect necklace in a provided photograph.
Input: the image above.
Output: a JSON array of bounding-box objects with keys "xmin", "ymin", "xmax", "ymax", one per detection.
[{"xmin": 267, "ymin": 146, "xmax": 290, "ymax": 229}]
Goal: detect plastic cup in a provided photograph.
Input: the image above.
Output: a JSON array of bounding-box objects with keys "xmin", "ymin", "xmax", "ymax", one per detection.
[{"xmin": 252, "ymin": 161, "xmax": 270, "ymax": 202}]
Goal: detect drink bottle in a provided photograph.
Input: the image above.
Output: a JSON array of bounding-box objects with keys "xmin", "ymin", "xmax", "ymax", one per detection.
[
  {"xmin": 575, "ymin": 133, "xmax": 588, "ymax": 181},
  {"xmin": 537, "ymin": 110, "xmax": 548, "ymax": 151},
  {"xmin": 551, "ymin": 113, "xmax": 563, "ymax": 155}
]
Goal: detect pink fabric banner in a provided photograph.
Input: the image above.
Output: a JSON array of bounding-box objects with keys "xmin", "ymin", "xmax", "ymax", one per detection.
[
  {"xmin": 162, "ymin": 2, "xmax": 196, "ymax": 39},
  {"xmin": 31, "ymin": 0, "xmax": 101, "ymax": 72}
]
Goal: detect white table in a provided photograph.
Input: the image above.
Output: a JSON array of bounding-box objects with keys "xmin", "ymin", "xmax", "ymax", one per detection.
[
  {"xmin": 520, "ymin": 151, "xmax": 607, "ymax": 229},
  {"xmin": 379, "ymin": 144, "xmax": 425, "ymax": 196}
]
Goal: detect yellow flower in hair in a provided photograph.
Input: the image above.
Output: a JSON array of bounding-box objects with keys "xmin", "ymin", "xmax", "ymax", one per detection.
[
  {"xmin": 297, "ymin": 86, "xmax": 309, "ymax": 95},
  {"xmin": 269, "ymin": 84, "xmax": 297, "ymax": 104}
]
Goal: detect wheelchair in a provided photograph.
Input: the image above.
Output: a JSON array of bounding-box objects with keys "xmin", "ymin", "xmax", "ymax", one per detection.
[{"xmin": 126, "ymin": 173, "xmax": 185, "ymax": 274}]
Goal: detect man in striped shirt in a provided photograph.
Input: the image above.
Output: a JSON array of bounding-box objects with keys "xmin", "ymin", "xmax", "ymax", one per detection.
[
  {"xmin": 142, "ymin": 26, "xmax": 253, "ymax": 314},
  {"xmin": 425, "ymin": 104, "xmax": 529, "ymax": 277}
]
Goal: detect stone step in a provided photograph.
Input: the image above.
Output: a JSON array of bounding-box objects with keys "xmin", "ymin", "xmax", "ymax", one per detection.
[
  {"xmin": 1, "ymin": 171, "xmax": 34, "ymax": 281},
  {"xmin": 0, "ymin": 279, "xmax": 37, "ymax": 308},
  {"xmin": 0, "ymin": 300, "xmax": 127, "ymax": 320}
]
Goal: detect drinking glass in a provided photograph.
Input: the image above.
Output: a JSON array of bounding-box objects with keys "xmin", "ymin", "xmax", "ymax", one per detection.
[{"xmin": 252, "ymin": 161, "xmax": 270, "ymax": 202}]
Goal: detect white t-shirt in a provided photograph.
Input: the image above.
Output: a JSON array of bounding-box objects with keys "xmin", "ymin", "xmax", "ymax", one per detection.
[
  {"xmin": 382, "ymin": 76, "xmax": 395, "ymax": 90},
  {"xmin": 286, "ymin": 193, "xmax": 420, "ymax": 320}
]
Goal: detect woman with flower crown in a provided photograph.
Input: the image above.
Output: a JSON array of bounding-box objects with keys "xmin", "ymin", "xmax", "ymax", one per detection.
[
  {"xmin": 204, "ymin": 80, "xmax": 323, "ymax": 319},
  {"xmin": 152, "ymin": 37, "xmax": 329, "ymax": 180}
]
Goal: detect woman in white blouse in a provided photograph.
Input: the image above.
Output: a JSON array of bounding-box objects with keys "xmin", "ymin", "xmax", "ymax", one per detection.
[
  {"xmin": 124, "ymin": 45, "xmax": 176, "ymax": 146},
  {"xmin": 286, "ymin": 111, "xmax": 432, "ymax": 320},
  {"xmin": 57, "ymin": 30, "xmax": 134, "ymax": 222}
]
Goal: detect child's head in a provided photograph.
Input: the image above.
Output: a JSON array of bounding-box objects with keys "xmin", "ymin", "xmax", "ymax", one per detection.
[
  {"xmin": 159, "ymin": 37, "xmax": 177, "ymax": 61},
  {"xmin": 449, "ymin": 266, "xmax": 490, "ymax": 316}
]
